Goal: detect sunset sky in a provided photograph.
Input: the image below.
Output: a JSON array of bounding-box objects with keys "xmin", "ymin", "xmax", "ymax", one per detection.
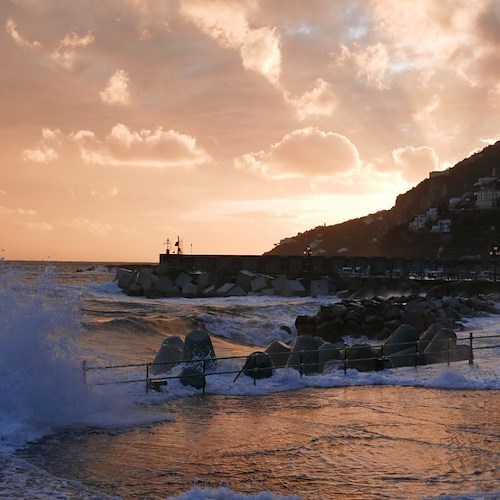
[{"xmin": 1, "ymin": 0, "xmax": 499, "ymax": 262}]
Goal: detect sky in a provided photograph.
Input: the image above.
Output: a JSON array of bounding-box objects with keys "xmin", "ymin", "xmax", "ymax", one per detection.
[{"xmin": 1, "ymin": 0, "xmax": 499, "ymax": 262}]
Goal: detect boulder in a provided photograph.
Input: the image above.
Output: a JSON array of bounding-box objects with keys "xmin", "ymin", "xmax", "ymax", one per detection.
[
  {"xmin": 286, "ymin": 335, "xmax": 321, "ymax": 374},
  {"xmin": 236, "ymin": 270, "xmax": 256, "ymax": 293},
  {"xmin": 310, "ymin": 279, "xmax": 329, "ymax": 296},
  {"xmin": 264, "ymin": 340, "xmax": 291, "ymax": 368},
  {"xmin": 424, "ymin": 328, "xmax": 457, "ymax": 363},
  {"xmin": 346, "ymin": 343, "xmax": 383, "ymax": 372},
  {"xmin": 181, "ymin": 282, "xmax": 199, "ymax": 298},
  {"xmin": 183, "ymin": 330, "xmax": 217, "ymax": 368},
  {"xmin": 137, "ymin": 269, "xmax": 158, "ymax": 292},
  {"xmin": 318, "ymin": 341, "xmax": 343, "ymax": 372},
  {"xmin": 179, "ymin": 366, "xmax": 206, "ymax": 390},
  {"xmin": 250, "ymin": 274, "xmax": 272, "ymax": 292},
  {"xmin": 115, "ymin": 268, "xmax": 137, "ymax": 290},
  {"xmin": 242, "ymin": 351, "xmax": 274, "ymax": 379},
  {"xmin": 386, "ymin": 346, "xmax": 426, "ymax": 368},
  {"xmin": 384, "ymin": 324, "xmax": 420, "ymax": 356},
  {"xmin": 151, "ymin": 337, "xmax": 185, "ymax": 374},
  {"xmin": 419, "ymin": 323, "xmax": 445, "ymax": 352},
  {"xmin": 175, "ymin": 272, "xmax": 192, "ymax": 289}
]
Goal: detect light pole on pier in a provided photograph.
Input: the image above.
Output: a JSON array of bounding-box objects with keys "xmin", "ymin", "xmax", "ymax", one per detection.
[{"xmin": 490, "ymin": 244, "xmax": 500, "ymax": 282}]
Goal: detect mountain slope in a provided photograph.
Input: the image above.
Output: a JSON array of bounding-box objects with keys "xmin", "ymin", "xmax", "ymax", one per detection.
[{"xmin": 265, "ymin": 141, "xmax": 500, "ymax": 259}]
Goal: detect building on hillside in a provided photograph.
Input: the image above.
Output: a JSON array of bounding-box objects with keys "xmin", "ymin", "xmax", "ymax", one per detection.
[
  {"xmin": 431, "ymin": 218, "xmax": 452, "ymax": 233},
  {"xmin": 475, "ymin": 189, "xmax": 500, "ymax": 209},
  {"xmin": 408, "ymin": 214, "xmax": 428, "ymax": 231}
]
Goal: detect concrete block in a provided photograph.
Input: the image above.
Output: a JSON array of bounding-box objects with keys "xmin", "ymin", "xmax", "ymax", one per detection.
[
  {"xmin": 237, "ymin": 270, "xmax": 257, "ymax": 292},
  {"xmin": 175, "ymin": 272, "xmax": 192, "ymax": 288},
  {"xmin": 182, "ymin": 282, "xmax": 199, "ymax": 298},
  {"xmin": 137, "ymin": 269, "xmax": 158, "ymax": 292},
  {"xmin": 250, "ymin": 274, "xmax": 271, "ymax": 292},
  {"xmin": 310, "ymin": 279, "xmax": 329, "ymax": 296}
]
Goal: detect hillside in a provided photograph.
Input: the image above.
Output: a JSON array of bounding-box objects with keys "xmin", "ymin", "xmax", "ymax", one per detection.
[{"xmin": 266, "ymin": 141, "xmax": 500, "ymax": 259}]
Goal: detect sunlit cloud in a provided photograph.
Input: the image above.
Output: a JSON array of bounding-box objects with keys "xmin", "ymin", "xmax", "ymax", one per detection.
[
  {"xmin": 49, "ymin": 31, "xmax": 94, "ymax": 69},
  {"xmin": 235, "ymin": 127, "xmax": 360, "ymax": 179},
  {"xmin": 22, "ymin": 222, "xmax": 54, "ymax": 232},
  {"xmin": 0, "ymin": 206, "xmax": 36, "ymax": 216},
  {"xmin": 72, "ymin": 123, "xmax": 211, "ymax": 168},
  {"xmin": 392, "ymin": 146, "xmax": 440, "ymax": 183},
  {"xmin": 5, "ymin": 19, "xmax": 41, "ymax": 50},
  {"xmin": 289, "ymin": 79, "xmax": 337, "ymax": 120},
  {"xmin": 100, "ymin": 70, "xmax": 131, "ymax": 105},
  {"xmin": 67, "ymin": 218, "xmax": 112, "ymax": 235},
  {"xmin": 180, "ymin": 0, "xmax": 281, "ymax": 87},
  {"xmin": 22, "ymin": 145, "xmax": 58, "ymax": 163}
]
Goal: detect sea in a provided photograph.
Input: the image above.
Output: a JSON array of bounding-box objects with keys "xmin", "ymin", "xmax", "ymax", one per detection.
[{"xmin": 0, "ymin": 260, "xmax": 498, "ymax": 500}]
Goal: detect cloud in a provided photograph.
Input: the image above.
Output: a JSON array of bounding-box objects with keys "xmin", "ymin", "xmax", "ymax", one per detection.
[
  {"xmin": 0, "ymin": 206, "xmax": 36, "ymax": 216},
  {"xmin": 332, "ymin": 42, "xmax": 391, "ymax": 90},
  {"xmin": 392, "ymin": 146, "xmax": 439, "ymax": 182},
  {"xmin": 289, "ymin": 79, "xmax": 337, "ymax": 120},
  {"xmin": 488, "ymin": 84, "xmax": 500, "ymax": 108},
  {"xmin": 22, "ymin": 145, "xmax": 58, "ymax": 163},
  {"xmin": 235, "ymin": 127, "xmax": 360, "ymax": 179},
  {"xmin": 72, "ymin": 123, "xmax": 211, "ymax": 168},
  {"xmin": 68, "ymin": 218, "xmax": 112, "ymax": 235},
  {"xmin": 5, "ymin": 19, "xmax": 41, "ymax": 50},
  {"xmin": 49, "ymin": 31, "xmax": 95, "ymax": 69},
  {"xmin": 99, "ymin": 70, "xmax": 131, "ymax": 105},
  {"xmin": 180, "ymin": 0, "xmax": 281, "ymax": 87},
  {"xmin": 22, "ymin": 222, "xmax": 54, "ymax": 232}
]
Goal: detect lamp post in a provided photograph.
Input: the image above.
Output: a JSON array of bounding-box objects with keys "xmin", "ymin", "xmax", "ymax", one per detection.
[
  {"xmin": 490, "ymin": 244, "xmax": 499, "ymax": 282},
  {"xmin": 303, "ymin": 245, "xmax": 312, "ymax": 274}
]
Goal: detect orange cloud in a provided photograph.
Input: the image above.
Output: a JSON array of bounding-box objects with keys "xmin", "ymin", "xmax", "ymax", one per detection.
[
  {"xmin": 100, "ymin": 70, "xmax": 130, "ymax": 105},
  {"xmin": 235, "ymin": 127, "xmax": 360, "ymax": 179}
]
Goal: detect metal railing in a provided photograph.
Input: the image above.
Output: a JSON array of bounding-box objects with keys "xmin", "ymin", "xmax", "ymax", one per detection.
[{"xmin": 81, "ymin": 332, "xmax": 500, "ymax": 394}]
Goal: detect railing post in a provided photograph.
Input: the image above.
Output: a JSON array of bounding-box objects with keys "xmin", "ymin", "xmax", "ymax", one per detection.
[
  {"xmin": 447, "ymin": 337, "xmax": 451, "ymax": 366},
  {"xmin": 253, "ymin": 353, "xmax": 257, "ymax": 386},
  {"xmin": 469, "ymin": 332, "xmax": 474, "ymax": 365},
  {"xmin": 344, "ymin": 346, "xmax": 348, "ymax": 375},
  {"xmin": 299, "ymin": 350, "xmax": 304, "ymax": 378},
  {"xmin": 415, "ymin": 340, "xmax": 419, "ymax": 368},
  {"xmin": 202, "ymin": 359, "xmax": 206, "ymax": 395},
  {"xmin": 82, "ymin": 360, "xmax": 87, "ymax": 385},
  {"xmin": 146, "ymin": 363, "xmax": 150, "ymax": 394}
]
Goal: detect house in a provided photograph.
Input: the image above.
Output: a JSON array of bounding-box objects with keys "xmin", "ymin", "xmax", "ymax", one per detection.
[
  {"xmin": 408, "ymin": 214, "xmax": 428, "ymax": 231},
  {"xmin": 475, "ymin": 189, "xmax": 500, "ymax": 209},
  {"xmin": 431, "ymin": 218, "xmax": 452, "ymax": 233}
]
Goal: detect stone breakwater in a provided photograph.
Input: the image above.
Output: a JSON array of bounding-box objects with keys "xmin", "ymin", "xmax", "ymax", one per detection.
[
  {"xmin": 149, "ymin": 292, "xmax": 499, "ymax": 381},
  {"xmin": 115, "ymin": 264, "xmax": 327, "ymax": 298}
]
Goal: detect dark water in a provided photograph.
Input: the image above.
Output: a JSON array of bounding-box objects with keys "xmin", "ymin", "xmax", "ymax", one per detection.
[{"xmin": 18, "ymin": 386, "xmax": 500, "ymax": 499}]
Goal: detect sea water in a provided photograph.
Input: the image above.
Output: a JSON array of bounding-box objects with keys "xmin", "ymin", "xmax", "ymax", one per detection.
[{"xmin": 0, "ymin": 261, "xmax": 499, "ymax": 499}]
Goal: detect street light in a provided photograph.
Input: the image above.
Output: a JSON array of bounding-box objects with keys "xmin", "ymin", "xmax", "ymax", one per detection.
[
  {"xmin": 490, "ymin": 244, "xmax": 499, "ymax": 282},
  {"xmin": 303, "ymin": 245, "xmax": 312, "ymax": 274}
]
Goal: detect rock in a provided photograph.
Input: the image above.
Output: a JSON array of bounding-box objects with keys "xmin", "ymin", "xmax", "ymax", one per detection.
[
  {"xmin": 318, "ymin": 341, "xmax": 343, "ymax": 372},
  {"xmin": 137, "ymin": 269, "xmax": 158, "ymax": 292},
  {"xmin": 179, "ymin": 366, "xmax": 206, "ymax": 389},
  {"xmin": 419, "ymin": 323, "xmax": 445, "ymax": 352},
  {"xmin": 216, "ymin": 283, "xmax": 246, "ymax": 297},
  {"xmin": 162, "ymin": 335, "xmax": 185, "ymax": 350},
  {"xmin": 196, "ymin": 272, "xmax": 212, "ymax": 291},
  {"xmin": 310, "ymin": 279, "xmax": 329, "ymax": 296},
  {"xmin": 115, "ymin": 268, "xmax": 137, "ymax": 290},
  {"xmin": 384, "ymin": 324, "xmax": 420, "ymax": 356},
  {"xmin": 386, "ymin": 346, "xmax": 426, "ymax": 368},
  {"xmin": 126, "ymin": 283, "xmax": 143, "ymax": 296},
  {"xmin": 250, "ymin": 274, "xmax": 272, "ymax": 293},
  {"xmin": 151, "ymin": 339, "xmax": 184, "ymax": 375},
  {"xmin": 242, "ymin": 351, "xmax": 274, "ymax": 379},
  {"xmin": 175, "ymin": 272, "xmax": 192, "ymax": 289},
  {"xmin": 236, "ymin": 270, "xmax": 256, "ymax": 293},
  {"xmin": 315, "ymin": 320, "xmax": 344, "ymax": 343},
  {"xmin": 286, "ymin": 335, "xmax": 321, "ymax": 374},
  {"xmin": 346, "ymin": 343, "xmax": 383, "ymax": 372},
  {"xmin": 183, "ymin": 330, "xmax": 217, "ymax": 368},
  {"xmin": 153, "ymin": 276, "xmax": 176, "ymax": 294},
  {"xmin": 424, "ymin": 328, "xmax": 457, "ymax": 363},
  {"xmin": 265, "ymin": 340, "xmax": 291, "ymax": 368},
  {"xmin": 181, "ymin": 282, "xmax": 199, "ymax": 298}
]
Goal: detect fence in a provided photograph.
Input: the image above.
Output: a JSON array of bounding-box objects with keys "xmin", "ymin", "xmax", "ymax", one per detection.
[{"xmin": 82, "ymin": 332, "xmax": 500, "ymax": 395}]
